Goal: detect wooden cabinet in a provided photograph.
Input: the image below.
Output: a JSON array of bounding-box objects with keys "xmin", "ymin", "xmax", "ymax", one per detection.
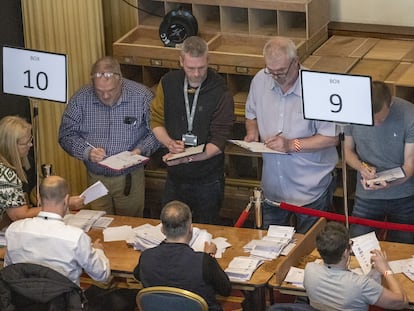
[{"xmin": 114, "ymin": 0, "xmax": 330, "ymax": 223}]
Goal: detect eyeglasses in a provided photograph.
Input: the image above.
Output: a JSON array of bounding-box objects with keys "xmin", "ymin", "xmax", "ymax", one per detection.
[
  {"xmin": 18, "ymin": 136, "xmax": 33, "ymax": 146},
  {"xmin": 264, "ymin": 59, "xmax": 295, "ymax": 79},
  {"xmin": 91, "ymin": 72, "xmax": 121, "ymax": 79}
]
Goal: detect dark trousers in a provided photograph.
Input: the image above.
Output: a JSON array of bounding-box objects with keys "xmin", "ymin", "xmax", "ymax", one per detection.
[{"xmin": 162, "ymin": 175, "xmax": 225, "ymax": 224}]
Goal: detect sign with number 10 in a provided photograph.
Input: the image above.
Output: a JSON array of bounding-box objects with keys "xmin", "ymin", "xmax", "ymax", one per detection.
[
  {"xmin": 2, "ymin": 46, "xmax": 67, "ymax": 103},
  {"xmin": 301, "ymin": 70, "xmax": 373, "ymax": 126}
]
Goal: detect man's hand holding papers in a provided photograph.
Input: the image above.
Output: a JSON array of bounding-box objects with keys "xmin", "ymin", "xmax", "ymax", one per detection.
[{"xmin": 125, "ymin": 223, "xmax": 230, "ymax": 258}]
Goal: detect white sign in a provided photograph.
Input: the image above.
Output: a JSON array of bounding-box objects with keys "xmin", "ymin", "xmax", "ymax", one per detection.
[
  {"xmin": 301, "ymin": 70, "xmax": 373, "ymax": 126},
  {"xmin": 2, "ymin": 46, "xmax": 67, "ymax": 103}
]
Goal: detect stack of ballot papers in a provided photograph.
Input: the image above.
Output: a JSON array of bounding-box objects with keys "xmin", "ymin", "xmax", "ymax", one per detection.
[
  {"xmin": 125, "ymin": 223, "xmax": 231, "ymax": 258},
  {"xmin": 64, "ymin": 209, "xmax": 112, "ymax": 232},
  {"xmin": 387, "ymin": 257, "xmax": 414, "ymax": 281},
  {"xmin": 0, "ymin": 229, "xmax": 6, "ymax": 247},
  {"xmin": 243, "ymin": 225, "xmax": 296, "ymax": 260},
  {"xmin": 225, "ymin": 256, "xmax": 264, "ymax": 282}
]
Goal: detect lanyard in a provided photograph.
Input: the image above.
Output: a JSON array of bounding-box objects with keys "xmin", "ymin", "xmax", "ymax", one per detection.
[
  {"xmin": 183, "ymin": 76, "xmax": 201, "ymax": 133},
  {"xmin": 37, "ymin": 215, "xmax": 63, "ymax": 222}
]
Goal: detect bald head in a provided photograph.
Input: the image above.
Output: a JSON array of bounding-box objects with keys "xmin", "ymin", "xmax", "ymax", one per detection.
[
  {"xmin": 39, "ymin": 176, "xmax": 70, "ymax": 214},
  {"xmin": 160, "ymin": 201, "xmax": 192, "ymax": 240}
]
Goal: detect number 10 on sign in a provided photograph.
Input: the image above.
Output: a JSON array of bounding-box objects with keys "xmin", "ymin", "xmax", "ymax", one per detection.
[{"xmin": 2, "ymin": 46, "xmax": 67, "ymax": 103}]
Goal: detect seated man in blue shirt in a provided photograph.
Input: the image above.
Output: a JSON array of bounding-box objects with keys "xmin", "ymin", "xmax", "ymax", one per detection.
[
  {"xmin": 304, "ymin": 221, "xmax": 407, "ymax": 310},
  {"xmin": 134, "ymin": 200, "xmax": 232, "ymax": 311}
]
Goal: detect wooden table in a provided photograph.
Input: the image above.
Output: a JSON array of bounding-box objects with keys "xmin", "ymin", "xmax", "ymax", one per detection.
[
  {"xmin": 87, "ymin": 216, "xmax": 288, "ymax": 310},
  {"xmin": 268, "ymin": 238, "xmax": 414, "ymax": 309},
  {"xmin": 88, "ymin": 216, "xmax": 327, "ymax": 310},
  {"xmin": 0, "ymin": 215, "xmax": 327, "ymax": 310}
]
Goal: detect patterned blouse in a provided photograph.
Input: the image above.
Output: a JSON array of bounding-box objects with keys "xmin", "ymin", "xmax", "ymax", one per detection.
[{"xmin": 0, "ymin": 162, "xmax": 26, "ymax": 220}]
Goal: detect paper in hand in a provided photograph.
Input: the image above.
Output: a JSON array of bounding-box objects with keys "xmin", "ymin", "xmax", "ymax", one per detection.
[{"xmin": 80, "ymin": 181, "xmax": 108, "ymax": 204}]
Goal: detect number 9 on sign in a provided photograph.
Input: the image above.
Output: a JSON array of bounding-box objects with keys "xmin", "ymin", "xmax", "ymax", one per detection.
[{"xmin": 301, "ymin": 70, "xmax": 373, "ymax": 126}]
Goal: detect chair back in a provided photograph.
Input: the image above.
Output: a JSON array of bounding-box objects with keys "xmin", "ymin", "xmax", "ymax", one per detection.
[
  {"xmin": 269, "ymin": 302, "xmax": 319, "ymax": 311},
  {"xmin": 136, "ymin": 286, "xmax": 208, "ymax": 311},
  {"xmin": 0, "ymin": 263, "xmax": 87, "ymax": 310}
]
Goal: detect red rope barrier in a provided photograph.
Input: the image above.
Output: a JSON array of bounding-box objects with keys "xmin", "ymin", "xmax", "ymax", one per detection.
[{"xmin": 279, "ymin": 201, "xmax": 414, "ymax": 232}]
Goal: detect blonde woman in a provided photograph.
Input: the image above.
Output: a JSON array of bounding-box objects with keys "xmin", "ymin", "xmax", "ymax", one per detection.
[
  {"xmin": 0, "ymin": 116, "xmax": 83, "ymax": 225},
  {"xmin": 0, "ymin": 116, "xmax": 40, "ymax": 223}
]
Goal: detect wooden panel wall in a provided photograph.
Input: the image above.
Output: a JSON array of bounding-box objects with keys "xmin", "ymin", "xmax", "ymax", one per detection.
[
  {"xmin": 102, "ymin": 0, "xmax": 138, "ymax": 54},
  {"xmin": 21, "ymin": 0, "xmax": 106, "ymax": 195}
]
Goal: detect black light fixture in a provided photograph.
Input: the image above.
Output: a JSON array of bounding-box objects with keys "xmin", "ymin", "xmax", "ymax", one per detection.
[{"xmin": 159, "ymin": 7, "xmax": 198, "ymax": 47}]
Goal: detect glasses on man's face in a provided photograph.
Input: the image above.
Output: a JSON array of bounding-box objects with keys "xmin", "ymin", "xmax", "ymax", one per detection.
[
  {"xmin": 264, "ymin": 59, "xmax": 295, "ymax": 79},
  {"xmin": 18, "ymin": 136, "xmax": 33, "ymax": 146},
  {"xmin": 91, "ymin": 72, "xmax": 121, "ymax": 79}
]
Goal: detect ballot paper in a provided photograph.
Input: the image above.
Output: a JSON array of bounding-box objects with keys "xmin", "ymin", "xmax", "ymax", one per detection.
[
  {"xmin": 228, "ymin": 140, "xmax": 286, "ymax": 154},
  {"xmin": 225, "ymin": 256, "xmax": 263, "ymax": 282},
  {"xmin": 351, "ymin": 231, "xmax": 381, "ymax": 275},
  {"xmin": 284, "ymin": 266, "xmax": 305, "ymax": 288},
  {"xmin": 103, "ymin": 225, "xmax": 134, "ymax": 242},
  {"xmin": 247, "ymin": 239, "xmax": 286, "ymax": 260},
  {"xmin": 80, "ymin": 181, "xmax": 108, "ymax": 205},
  {"xmin": 92, "ymin": 216, "xmax": 114, "ymax": 229},
  {"xmin": 366, "ymin": 166, "xmax": 405, "ymax": 186},
  {"xmin": 98, "ymin": 151, "xmax": 149, "ymax": 171},
  {"xmin": 243, "ymin": 225, "xmax": 295, "ymax": 260},
  {"xmin": 64, "ymin": 209, "xmax": 106, "ymax": 232},
  {"xmin": 265, "ymin": 225, "xmax": 296, "ymax": 244}
]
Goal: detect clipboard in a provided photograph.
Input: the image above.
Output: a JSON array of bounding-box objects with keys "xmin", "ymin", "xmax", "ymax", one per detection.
[
  {"xmin": 98, "ymin": 151, "xmax": 149, "ymax": 171},
  {"xmin": 166, "ymin": 144, "xmax": 205, "ymax": 161},
  {"xmin": 366, "ymin": 166, "xmax": 405, "ymax": 186}
]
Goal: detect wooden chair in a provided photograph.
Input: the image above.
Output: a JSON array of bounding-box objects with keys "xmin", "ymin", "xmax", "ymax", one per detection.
[{"xmin": 136, "ymin": 286, "xmax": 208, "ymax": 311}]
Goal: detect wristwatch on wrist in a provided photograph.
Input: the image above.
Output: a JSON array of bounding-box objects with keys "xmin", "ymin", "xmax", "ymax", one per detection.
[{"xmin": 383, "ymin": 270, "xmax": 393, "ymax": 277}]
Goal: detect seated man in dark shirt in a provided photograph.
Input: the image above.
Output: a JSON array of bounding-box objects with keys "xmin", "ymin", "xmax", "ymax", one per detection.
[{"xmin": 133, "ymin": 200, "xmax": 231, "ymax": 311}]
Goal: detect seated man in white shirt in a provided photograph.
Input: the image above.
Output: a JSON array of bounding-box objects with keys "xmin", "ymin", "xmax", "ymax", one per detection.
[
  {"xmin": 4, "ymin": 175, "xmax": 140, "ymax": 310},
  {"xmin": 304, "ymin": 221, "xmax": 408, "ymax": 311},
  {"xmin": 5, "ymin": 175, "xmax": 110, "ymax": 285}
]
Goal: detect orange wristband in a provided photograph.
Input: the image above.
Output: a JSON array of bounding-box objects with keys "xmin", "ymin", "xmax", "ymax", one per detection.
[{"xmin": 294, "ymin": 139, "xmax": 301, "ymax": 152}]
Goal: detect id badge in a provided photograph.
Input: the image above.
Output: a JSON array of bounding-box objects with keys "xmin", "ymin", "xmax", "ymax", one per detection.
[{"xmin": 182, "ymin": 133, "xmax": 198, "ymax": 146}]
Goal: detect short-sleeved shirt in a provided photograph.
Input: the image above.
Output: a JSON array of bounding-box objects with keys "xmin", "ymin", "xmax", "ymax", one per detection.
[
  {"xmin": 0, "ymin": 163, "xmax": 26, "ymax": 220},
  {"xmin": 304, "ymin": 262, "xmax": 383, "ymax": 311},
  {"xmin": 344, "ymin": 97, "xmax": 414, "ymax": 199},
  {"xmin": 245, "ymin": 69, "xmax": 338, "ymax": 205}
]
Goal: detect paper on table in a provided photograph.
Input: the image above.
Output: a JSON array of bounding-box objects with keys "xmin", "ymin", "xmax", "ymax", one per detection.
[
  {"xmin": 103, "ymin": 225, "xmax": 134, "ymax": 242},
  {"xmin": 92, "ymin": 216, "xmax": 114, "ymax": 229},
  {"xmin": 284, "ymin": 266, "xmax": 305, "ymax": 288},
  {"xmin": 64, "ymin": 209, "xmax": 106, "ymax": 232},
  {"xmin": 225, "ymin": 256, "xmax": 263, "ymax": 282},
  {"xmin": 166, "ymin": 144, "xmax": 205, "ymax": 161},
  {"xmin": 228, "ymin": 140, "xmax": 287, "ymax": 154},
  {"xmin": 80, "ymin": 181, "xmax": 108, "ymax": 204},
  {"xmin": 351, "ymin": 231, "xmax": 381, "ymax": 275},
  {"xmin": 99, "ymin": 151, "xmax": 149, "ymax": 171}
]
